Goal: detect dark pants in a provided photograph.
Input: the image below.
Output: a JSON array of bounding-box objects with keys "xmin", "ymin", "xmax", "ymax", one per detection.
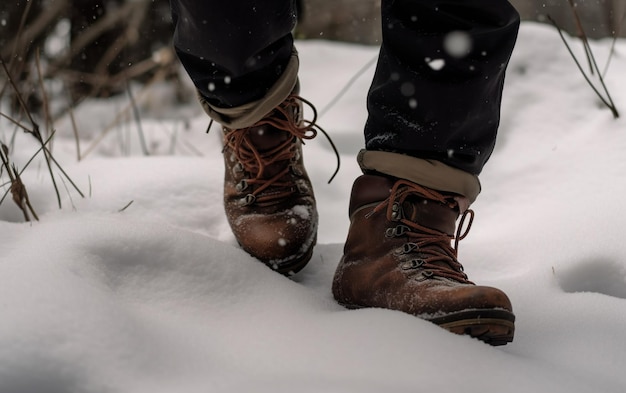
[{"xmin": 170, "ymin": 0, "xmax": 520, "ymax": 175}]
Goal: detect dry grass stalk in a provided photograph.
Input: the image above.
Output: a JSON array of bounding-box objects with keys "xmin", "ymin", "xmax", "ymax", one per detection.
[
  {"xmin": 0, "ymin": 144, "xmax": 39, "ymax": 221},
  {"xmin": 1, "ymin": 58, "xmax": 84, "ymax": 219},
  {"xmin": 547, "ymin": 7, "xmax": 620, "ymax": 119},
  {"xmin": 79, "ymin": 60, "xmax": 174, "ymax": 159}
]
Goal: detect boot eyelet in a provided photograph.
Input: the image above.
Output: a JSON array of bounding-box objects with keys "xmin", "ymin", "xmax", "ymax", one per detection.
[
  {"xmin": 240, "ymin": 194, "xmax": 256, "ymax": 206},
  {"xmin": 386, "ymin": 225, "xmax": 411, "ymax": 237},
  {"xmin": 394, "ymin": 243, "xmax": 419, "ymax": 255},
  {"xmin": 390, "ymin": 203, "xmax": 403, "ymax": 221},
  {"xmin": 412, "ymin": 269, "xmax": 434, "ymax": 282},
  {"xmin": 401, "ymin": 259, "xmax": 425, "ymax": 270},
  {"xmin": 233, "ymin": 162, "xmax": 244, "ymax": 174},
  {"xmin": 396, "ymin": 225, "xmax": 410, "ymax": 236},
  {"xmin": 403, "ymin": 242, "xmax": 418, "ymax": 253},
  {"xmin": 236, "ymin": 179, "xmax": 249, "ymax": 192}
]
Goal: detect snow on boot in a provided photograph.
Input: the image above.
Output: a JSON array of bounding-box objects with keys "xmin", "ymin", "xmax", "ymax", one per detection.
[
  {"xmin": 222, "ymin": 95, "xmax": 319, "ymax": 275},
  {"xmin": 333, "ymin": 174, "xmax": 515, "ymax": 345}
]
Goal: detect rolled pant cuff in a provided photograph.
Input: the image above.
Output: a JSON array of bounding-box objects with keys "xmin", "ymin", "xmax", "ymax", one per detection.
[
  {"xmin": 357, "ymin": 150, "xmax": 481, "ymax": 203},
  {"xmin": 198, "ymin": 49, "xmax": 299, "ymax": 129}
]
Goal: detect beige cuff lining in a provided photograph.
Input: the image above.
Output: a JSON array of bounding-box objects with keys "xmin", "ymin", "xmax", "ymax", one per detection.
[
  {"xmin": 357, "ymin": 150, "xmax": 482, "ymax": 203},
  {"xmin": 198, "ymin": 49, "xmax": 300, "ymax": 129}
]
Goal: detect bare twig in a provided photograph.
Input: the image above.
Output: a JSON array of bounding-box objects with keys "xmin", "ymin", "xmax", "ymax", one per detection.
[
  {"xmin": 80, "ymin": 65, "xmax": 172, "ymax": 159},
  {"xmin": 118, "ymin": 200, "xmax": 134, "ymax": 212},
  {"xmin": 1, "ymin": 57, "xmax": 85, "ymax": 208},
  {"xmin": 59, "ymin": 174, "xmax": 77, "ymax": 211},
  {"xmin": 566, "ymin": 0, "xmax": 595, "ymax": 74},
  {"xmin": 1, "ymin": 58, "xmax": 38, "ymax": 127},
  {"xmin": 319, "ymin": 54, "xmax": 377, "ymax": 118},
  {"xmin": 0, "ymin": 144, "xmax": 39, "ymax": 221},
  {"xmin": 547, "ymin": 15, "xmax": 620, "ymax": 119},
  {"xmin": 68, "ymin": 106, "xmax": 81, "ymax": 162},
  {"xmin": 125, "ymin": 80, "xmax": 150, "ymax": 156},
  {"xmin": 0, "ymin": 112, "xmax": 32, "ymax": 133},
  {"xmin": 35, "ymin": 49, "xmax": 54, "ymax": 144},
  {"xmin": 8, "ymin": 0, "xmax": 35, "ymax": 61},
  {"xmin": 602, "ymin": 6, "xmax": 625, "ymax": 77}
]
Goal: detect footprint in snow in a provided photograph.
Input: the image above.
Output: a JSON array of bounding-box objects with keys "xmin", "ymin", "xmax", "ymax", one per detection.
[{"xmin": 556, "ymin": 259, "xmax": 626, "ymax": 299}]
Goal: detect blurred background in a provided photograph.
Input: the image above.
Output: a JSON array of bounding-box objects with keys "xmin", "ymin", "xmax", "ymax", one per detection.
[
  {"xmin": 297, "ymin": 0, "xmax": 626, "ymax": 42},
  {"xmin": 1, "ymin": 0, "xmax": 624, "ymax": 107}
]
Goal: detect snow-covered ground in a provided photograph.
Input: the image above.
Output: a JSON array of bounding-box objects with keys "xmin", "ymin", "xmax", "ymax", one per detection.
[{"xmin": 1, "ymin": 22, "xmax": 626, "ymax": 392}]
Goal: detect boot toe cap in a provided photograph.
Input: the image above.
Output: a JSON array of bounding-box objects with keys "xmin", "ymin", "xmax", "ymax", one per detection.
[{"xmin": 232, "ymin": 209, "xmax": 318, "ymax": 274}]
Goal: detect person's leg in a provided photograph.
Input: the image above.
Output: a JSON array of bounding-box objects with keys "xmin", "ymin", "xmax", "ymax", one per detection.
[
  {"xmin": 333, "ymin": 0, "xmax": 520, "ymax": 345},
  {"xmin": 171, "ymin": 0, "xmax": 297, "ymax": 109},
  {"xmin": 362, "ymin": 0, "xmax": 520, "ymax": 196},
  {"xmin": 170, "ymin": 0, "xmax": 319, "ymax": 274}
]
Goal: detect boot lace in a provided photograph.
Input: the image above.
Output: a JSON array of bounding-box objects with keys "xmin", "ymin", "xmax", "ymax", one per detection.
[
  {"xmin": 370, "ymin": 180, "xmax": 474, "ymax": 284},
  {"xmin": 224, "ymin": 95, "xmax": 339, "ymax": 206}
]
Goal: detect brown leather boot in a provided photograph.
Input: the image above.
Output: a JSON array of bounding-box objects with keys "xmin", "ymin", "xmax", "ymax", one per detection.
[
  {"xmin": 333, "ymin": 174, "xmax": 515, "ymax": 345},
  {"xmin": 222, "ymin": 95, "xmax": 318, "ymax": 275}
]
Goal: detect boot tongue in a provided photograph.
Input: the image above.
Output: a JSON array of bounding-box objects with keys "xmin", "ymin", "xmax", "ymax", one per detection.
[
  {"xmin": 402, "ymin": 196, "xmax": 458, "ymax": 236},
  {"xmin": 245, "ymin": 125, "xmax": 293, "ymax": 179},
  {"xmin": 247, "ymin": 125, "xmax": 290, "ymax": 151},
  {"xmin": 402, "ymin": 196, "xmax": 464, "ymax": 274}
]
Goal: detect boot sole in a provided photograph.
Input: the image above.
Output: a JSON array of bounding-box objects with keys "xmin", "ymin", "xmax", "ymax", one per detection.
[
  {"xmin": 337, "ymin": 302, "xmax": 515, "ymax": 346},
  {"xmin": 427, "ymin": 309, "xmax": 515, "ymax": 346},
  {"xmin": 273, "ymin": 244, "xmax": 315, "ymax": 276}
]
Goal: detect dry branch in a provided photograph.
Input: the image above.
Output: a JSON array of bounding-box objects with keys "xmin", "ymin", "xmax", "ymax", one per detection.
[
  {"xmin": 0, "ymin": 144, "xmax": 39, "ymax": 222},
  {"xmin": 547, "ymin": 13, "xmax": 620, "ymax": 119}
]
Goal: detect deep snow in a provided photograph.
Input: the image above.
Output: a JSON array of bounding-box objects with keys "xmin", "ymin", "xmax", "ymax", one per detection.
[{"xmin": 1, "ymin": 23, "xmax": 626, "ymax": 392}]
